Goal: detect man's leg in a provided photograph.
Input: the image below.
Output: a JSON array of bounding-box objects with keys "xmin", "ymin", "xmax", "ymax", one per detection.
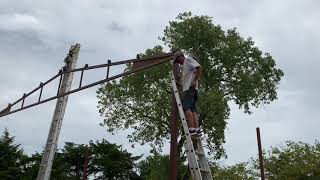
[
  {"xmin": 185, "ymin": 109, "xmax": 195, "ymax": 128},
  {"xmin": 192, "ymin": 89, "xmax": 200, "ymax": 132},
  {"xmin": 182, "ymin": 89, "xmax": 196, "ymax": 130},
  {"xmin": 193, "ymin": 112, "xmax": 199, "ymax": 129}
]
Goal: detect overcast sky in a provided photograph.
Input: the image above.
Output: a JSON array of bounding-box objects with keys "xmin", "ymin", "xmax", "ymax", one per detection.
[{"xmin": 1, "ymin": 0, "xmax": 319, "ymax": 166}]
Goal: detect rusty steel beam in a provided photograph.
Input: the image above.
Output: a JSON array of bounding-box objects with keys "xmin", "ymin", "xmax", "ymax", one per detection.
[
  {"xmin": 0, "ymin": 104, "xmax": 11, "ymax": 117},
  {"xmin": 169, "ymin": 63, "xmax": 179, "ymax": 180},
  {"xmin": 0, "ymin": 56, "xmax": 172, "ymax": 117},
  {"xmin": 9, "ymin": 72, "xmax": 62, "ymax": 107},
  {"xmin": 4, "ymin": 52, "xmax": 173, "ymax": 109},
  {"xmin": 66, "ymin": 52, "xmax": 173, "ymax": 74}
]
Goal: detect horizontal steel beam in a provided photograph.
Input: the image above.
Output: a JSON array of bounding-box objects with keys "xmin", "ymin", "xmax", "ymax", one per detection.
[{"xmin": 66, "ymin": 52, "xmax": 173, "ymax": 73}]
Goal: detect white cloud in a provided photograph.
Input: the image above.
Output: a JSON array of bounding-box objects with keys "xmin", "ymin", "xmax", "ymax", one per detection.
[{"xmin": 0, "ymin": 13, "xmax": 43, "ymax": 31}]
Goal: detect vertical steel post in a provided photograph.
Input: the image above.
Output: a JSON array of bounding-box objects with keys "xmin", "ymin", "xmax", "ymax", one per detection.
[
  {"xmin": 21, "ymin": 93, "xmax": 26, "ymax": 108},
  {"xmin": 38, "ymin": 83, "xmax": 44, "ymax": 102},
  {"xmin": 106, "ymin": 60, "xmax": 111, "ymax": 79},
  {"xmin": 37, "ymin": 44, "xmax": 80, "ymax": 180},
  {"xmin": 82, "ymin": 147, "xmax": 90, "ymax": 180},
  {"xmin": 79, "ymin": 64, "xmax": 87, "ymax": 88},
  {"xmin": 256, "ymin": 127, "xmax": 266, "ymax": 180},
  {"xmin": 169, "ymin": 63, "xmax": 179, "ymax": 180}
]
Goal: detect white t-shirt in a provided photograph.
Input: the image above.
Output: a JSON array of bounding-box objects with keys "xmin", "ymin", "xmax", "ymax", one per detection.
[{"xmin": 181, "ymin": 57, "xmax": 201, "ymax": 92}]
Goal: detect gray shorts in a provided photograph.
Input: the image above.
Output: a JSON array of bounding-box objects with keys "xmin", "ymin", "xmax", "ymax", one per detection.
[{"xmin": 182, "ymin": 87, "xmax": 198, "ymax": 112}]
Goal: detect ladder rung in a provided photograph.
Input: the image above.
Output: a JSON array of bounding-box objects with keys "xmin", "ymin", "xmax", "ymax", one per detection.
[
  {"xmin": 183, "ymin": 133, "xmax": 201, "ymax": 139},
  {"xmin": 195, "ymin": 150, "xmax": 204, "ymax": 156},
  {"xmin": 190, "ymin": 134, "xmax": 201, "ymax": 140},
  {"xmin": 200, "ymin": 168, "xmax": 210, "ymax": 173}
]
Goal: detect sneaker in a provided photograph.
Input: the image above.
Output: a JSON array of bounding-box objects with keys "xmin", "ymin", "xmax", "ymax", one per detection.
[
  {"xmin": 189, "ymin": 128, "xmax": 197, "ymax": 135},
  {"xmin": 195, "ymin": 128, "xmax": 201, "ymax": 134}
]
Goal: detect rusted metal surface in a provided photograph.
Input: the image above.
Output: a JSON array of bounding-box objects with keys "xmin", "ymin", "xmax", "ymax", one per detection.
[
  {"xmin": 21, "ymin": 94, "xmax": 26, "ymax": 108},
  {"xmin": 0, "ymin": 55, "xmax": 173, "ymax": 117},
  {"xmin": 66, "ymin": 52, "xmax": 174, "ymax": 73},
  {"xmin": 106, "ymin": 60, "xmax": 111, "ymax": 79},
  {"xmin": 169, "ymin": 63, "xmax": 179, "ymax": 180},
  {"xmin": 132, "ymin": 58, "xmax": 162, "ymax": 71},
  {"xmin": 256, "ymin": 127, "xmax": 266, "ymax": 180},
  {"xmin": 38, "ymin": 83, "xmax": 43, "ymax": 102},
  {"xmin": 0, "ymin": 104, "xmax": 11, "ymax": 117},
  {"xmin": 79, "ymin": 64, "xmax": 88, "ymax": 88},
  {"xmin": 82, "ymin": 147, "xmax": 90, "ymax": 180},
  {"xmin": 10, "ymin": 72, "xmax": 61, "ymax": 107}
]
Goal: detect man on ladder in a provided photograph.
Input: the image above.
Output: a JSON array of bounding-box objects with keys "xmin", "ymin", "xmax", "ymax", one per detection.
[{"xmin": 173, "ymin": 51, "xmax": 203, "ymax": 135}]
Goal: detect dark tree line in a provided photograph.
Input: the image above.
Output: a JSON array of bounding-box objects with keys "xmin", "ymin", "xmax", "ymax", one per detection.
[
  {"xmin": 1, "ymin": 129, "xmax": 320, "ymax": 179},
  {"xmin": 0, "ymin": 129, "xmax": 141, "ymax": 180}
]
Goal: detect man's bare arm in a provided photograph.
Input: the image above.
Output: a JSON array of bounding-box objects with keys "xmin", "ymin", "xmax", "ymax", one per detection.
[
  {"xmin": 193, "ymin": 66, "xmax": 202, "ymax": 81},
  {"xmin": 191, "ymin": 66, "xmax": 202, "ymax": 87}
]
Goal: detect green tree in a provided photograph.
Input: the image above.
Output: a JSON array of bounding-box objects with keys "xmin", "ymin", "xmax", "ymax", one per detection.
[
  {"xmin": 89, "ymin": 139, "xmax": 141, "ymax": 179},
  {"xmin": 59, "ymin": 142, "xmax": 89, "ymax": 179},
  {"xmin": 18, "ymin": 143, "xmax": 89, "ymax": 180},
  {"xmin": 0, "ymin": 129, "xmax": 26, "ymax": 179},
  {"xmin": 18, "ymin": 152, "xmax": 42, "ymax": 180},
  {"xmin": 252, "ymin": 141, "xmax": 320, "ymax": 179},
  {"xmin": 97, "ymin": 12, "xmax": 283, "ymax": 159},
  {"xmin": 138, "ymin": 151, "xmax": 186, "ymax": 180},
  {"xmin": 211, "ymin": 162, "xmax": 254, "ymax": 180}
]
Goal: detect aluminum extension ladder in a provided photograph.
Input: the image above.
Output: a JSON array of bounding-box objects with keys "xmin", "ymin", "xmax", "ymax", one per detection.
[{"xmin": 170, "ymin": 69, "xmax": 213, "ymax": 180}]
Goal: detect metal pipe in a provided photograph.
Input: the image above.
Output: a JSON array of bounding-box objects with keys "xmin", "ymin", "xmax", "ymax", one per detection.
[
  {"xmin": 79, "ymin": 64, "xmax": 88, "ymax": 88},
  {"xmin": 82, "ymin": 147, "xmax": 90, "ymax": 180},
  {"xmin": 169, "ymin": 63, "xmax": 179, "ymax": 180},
  {"xmin": 256, "ymin": 127, "xmax": 265, "ymax": 180},
  {"xmin": 106, "ymin": 60, "xmax": 111, "ymax": 79},
  {"xmin": 21, "ymin": 94, "xmax": 26, "ymax": 108},
  {"xmin": 38, "ymin": 83, "xmax": 44, "ymax": 102}
]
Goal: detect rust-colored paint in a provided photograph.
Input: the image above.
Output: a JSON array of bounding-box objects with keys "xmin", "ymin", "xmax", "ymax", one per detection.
[
  {"xmin": 169, "ymin": 64, "xmax": 179, "ymax": 180},
  {"xmin": 256, "ymin": 127, "xmax": 266, "ymax": 180}
]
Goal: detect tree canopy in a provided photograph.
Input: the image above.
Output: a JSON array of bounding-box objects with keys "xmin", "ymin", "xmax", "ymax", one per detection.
[
  {"xmin": 89, "ymin": 139, "xmax": 141, "ymax": 179},
  {"xmin": 0, "ymin": 129, "xmax": 25, "ymax": 179},
  {"xmin": 252, "ymin": 141, "xmax": 320, "ymax": 179},
  {"xmin": 0, "ymin": 129, "xmax": 141, "ymax": 179},
  {"xmin": 138, "ymin": 150, "xmax": 186, "ymax": 180},
  {"xmin": 97, "ymin": 12, "xmax": 284, "ymax": 158},
  {"xmin": 1, "ymin": 129, "xmax": 320, "ymax": 179}
]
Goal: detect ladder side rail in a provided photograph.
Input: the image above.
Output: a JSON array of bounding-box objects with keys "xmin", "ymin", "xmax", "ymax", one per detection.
[
  {"xmin": 169, "ymin": 65, "xmax": 202, "ymax": 180},
  {"xmin": 196, "ymin": 140, "xmax": 213, "ymax": 179}
]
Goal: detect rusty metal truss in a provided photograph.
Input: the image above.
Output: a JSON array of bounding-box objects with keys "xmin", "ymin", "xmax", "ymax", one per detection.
[{"xmin": 0, "ymin": 52, "xmax": 173, "ymax": 117}]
